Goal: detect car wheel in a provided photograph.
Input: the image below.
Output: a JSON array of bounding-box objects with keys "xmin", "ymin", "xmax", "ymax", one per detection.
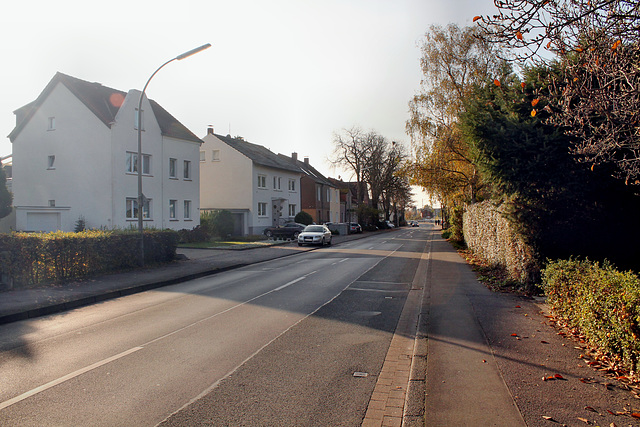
[
  {"xmin": 293, "ymin": 232, "xmax": 300, "ymax": 239},
  {"xmin": 265, "ymin": 230, "xmax": 273, "ymax": 238},
  {"xmin": 298, "ymin": 242, "xmax": 303, "ymax": 247},
  {"xmin": 327, "ymin": 237, "xmax": 332, "ymax": 246}
]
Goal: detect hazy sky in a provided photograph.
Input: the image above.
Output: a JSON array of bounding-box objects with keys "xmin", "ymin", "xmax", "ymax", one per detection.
[{"xmin": 1, "ymin": 0, "xmax": 499, "ymax": 206}]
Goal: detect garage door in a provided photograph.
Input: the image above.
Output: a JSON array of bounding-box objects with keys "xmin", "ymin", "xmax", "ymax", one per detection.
[{"xmin": 26, "ymin": 212, "xmax": 60, "ymax": 232}]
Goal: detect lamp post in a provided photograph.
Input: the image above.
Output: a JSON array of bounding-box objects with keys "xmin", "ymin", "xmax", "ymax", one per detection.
[{"xmin": 137, "ymin": 43, "xmax": 211, "ymax": 265}]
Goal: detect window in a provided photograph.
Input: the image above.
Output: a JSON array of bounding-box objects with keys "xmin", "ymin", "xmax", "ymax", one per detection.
[
  {"xmin": 48, "ymin": 200, "xmax": 55, "ymax": 207},
  {"xmin": 183, "ymin": 160, "xmax": 191, "ymax": 179},
  {"xmin": 212, "ymin": 150, "xmax": 220, "ymax": 161},
  {"xmin": 47, "ymin": 117, "xmax": 55, "ymax": 131},
  {"xmin": 126, "ymin": 152, "xmax": 150, "ymax": 174},
  {"xmin": 184, "ymin": 200, "xmax": 191, "ymax": 219},
  {"xmin": 258, "ymin": 202, "xmax": 267, "ymax": 216},
  {"xmin": 169, "ymin": 200, "xmax": 177, "ymax": 219},
  {"xmin": 327, "ymin": 188, "xmax": 331, "ymax": 202},
  {"xmin": 126, "ymin": 197, "xmax": 151, "ymax": 220},
  {"xmin": 47, "ymin": 155, "xmax": 55, "ymax": 169},
  {"xmin": 257, "ymin": 174, "xmax": 267, "ymax": 189},
  {"xmin": 288, "ymin": 204, "xmax": 296, "ymax": 216},
  {"xmin": 288, "ymin": 179, "xmax": 296, "ymax": 191},
  {"xmin": 169, "ymin": 158, "xmax": 177, "ymax": 178},
  {"xmin": 134, "ymin": 109, "xmax": 144, "ymax": 130},
  {"xmin": 200, "ymin": 151, "xmax": 205, "ymax": 162},
  {"xmin": 316, "ymin": 185, "xmax": 322, "ymax": 201},
  {"xmin": 273, "ymin": 176, "xmax": 281, "ymax": 190}
]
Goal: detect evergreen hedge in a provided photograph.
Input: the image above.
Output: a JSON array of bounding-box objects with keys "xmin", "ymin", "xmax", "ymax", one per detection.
[
  {"xmin": 0, "ymin": 229, "xmax": 178, "ymax": 287},
  {"xmin": 542, "ymin": 259, "xmax": 640, "ymax": 374}
]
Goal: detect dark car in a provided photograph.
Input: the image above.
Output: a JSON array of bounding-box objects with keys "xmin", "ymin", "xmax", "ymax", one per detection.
[
  {"xmin": 263, "ymin": 222, "xmax": 306, "ymax": 239},
  {"xmin": 349, "ymin": 223, "xmax": 362, "ymax": 234}
]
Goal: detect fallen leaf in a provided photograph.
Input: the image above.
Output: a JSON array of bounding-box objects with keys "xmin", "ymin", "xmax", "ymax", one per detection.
[
  {"xmin": 516, "ymin": 31, "xmax": 523, "ymax": 40},
  {"xmin": 531, "ymin": 99, "xmax": 540, "ymax": 107},
  {"xmin": 542, "ymin": 415, "xmax": 556, "ymax": 421},
  {"xmin": 511, "ymin": 333, "xmax": 518, "ymax": 337},
  {"xmin": 531, "ymin": 109, "xmax": 537, "ymax": 117},
  {"xmin": 584, "ymin": 406, "xmax": 597, "ymax": 412},
  {"xmin": 541, "ymin": 340, "xmax": 549, "ymax": 344},
  {"xmin": 611, "ymin": 40, "xmax": 621, "ymax": 50},
  {"xmin": 554, "ymin": 374, "xmax": 564, "ymax": 379},
  {"xmin": 577, "ymin": 417, "xmax": 589, "ymax": 423},
  {"xmin": 521, "ymin": 82, "xmax": 526, "ymax": 89},
  {"xmin": 632, "ymin": 412, "xmax": 640, "ymax": 419},
  {"xmin": 515, "ymin": 305, "xmax": 521, "ymax": 308},
  {"xmin": 494, "ymin": 79, "xmax": 501, "ymax": 87},
  {"xmin": 606, "ymin": 409, "xmax": 615, "ymax": 415},
  {"xmin": 473, "ymin": 16, "xmax": 482, "ymax": 22}
]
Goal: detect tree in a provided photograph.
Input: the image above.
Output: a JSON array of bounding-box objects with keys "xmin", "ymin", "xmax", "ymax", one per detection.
[
  {"xmin": 477, "ymin": 0, "xmax": 640, "ymax": 186},
  {"xmin": 331, "ymin": 128, "xmax": 409, "ymax": 223},
  {"xmin": 406, "ymin": 24, "xmax": 504, "ymax": 209},
  {"xmin": 0, "ymin": 167, "xmax": 12, "ymax": 219},
  {"xmin": 460, "ymin": 64, "xmax": 640, "ymax": 269}
]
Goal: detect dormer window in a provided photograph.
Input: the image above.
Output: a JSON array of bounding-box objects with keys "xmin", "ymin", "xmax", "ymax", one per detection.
[
  {"xmin": 47, "ymin": 155, "xmax": 55, "ymax": 169},
  {"xmin": 47, "ymin": 117, "xmax": 55, "ymax": 131}
]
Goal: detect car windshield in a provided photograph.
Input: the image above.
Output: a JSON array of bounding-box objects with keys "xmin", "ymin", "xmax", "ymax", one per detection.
[{"xmin": 304, "ymin": 226, "xmax": 324, "ymax": 233}]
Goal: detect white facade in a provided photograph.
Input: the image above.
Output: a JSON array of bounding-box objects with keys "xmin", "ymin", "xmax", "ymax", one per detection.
[
  {"xmin": 10, "ymin": 74, "xmax": 201, "ymax": 232},
  {"xmin": 200, "ymin": 132, "xmax": 301, "ymax": 236},
  {"xmin": 328, "ymin": 187, "xmax": 340, "ymax": 223}
]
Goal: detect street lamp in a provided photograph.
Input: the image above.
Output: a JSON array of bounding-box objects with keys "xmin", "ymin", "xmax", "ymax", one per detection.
[{"xmin": 137, "ymin": 43, "xmax": 211, "ymax": 265}]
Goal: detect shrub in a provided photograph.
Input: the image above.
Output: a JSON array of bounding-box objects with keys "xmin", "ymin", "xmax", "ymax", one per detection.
[
  {"xmin": 542, "ymin": 258, "xmax": 640, "ymax": 374},
  {"xmin": 294, "ymin": 211, "xmax": 313, "ymax": 225},
  {"xmin": 0, "ymin": 229, "xmax": 178, "ymax": 287}
]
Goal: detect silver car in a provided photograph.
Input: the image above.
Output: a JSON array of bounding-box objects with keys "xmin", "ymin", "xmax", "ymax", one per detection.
[{"xmin": 298, "ymin": 225, "xmax": 332, "ymax": 246}]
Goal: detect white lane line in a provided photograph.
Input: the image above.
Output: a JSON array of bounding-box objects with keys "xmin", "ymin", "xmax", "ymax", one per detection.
[
  {"xmin": 0, "ymin": 346, "xmax": 144, "ymax": 410},
  {"xmin": 274, "ymin": 276, "xmax": 306, "ymax": 291},
  {"xmin": 0, "ymin": 262, "xmax": 322, "ymax": 410}
]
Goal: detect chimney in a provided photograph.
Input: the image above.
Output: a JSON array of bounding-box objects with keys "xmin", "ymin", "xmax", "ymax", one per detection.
[
  {"xmin": 292, "ymin": 152, "xmax": 298, "ymax": 161},
  {"xmin": 304, "ymin": 157, "xmax": 309, "ymax": 165},
  {"xmin": 207, "ymin": 126, "xmax": 214, "ymax": 135}
]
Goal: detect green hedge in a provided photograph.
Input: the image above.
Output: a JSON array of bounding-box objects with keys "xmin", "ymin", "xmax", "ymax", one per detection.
[
  {"xmin": 0, "ymin": 229, "xmax": 178, "ymax": 287},
  {"xmin": 542, "ymin": 258, "xmax": 640, "ymax": 373}
]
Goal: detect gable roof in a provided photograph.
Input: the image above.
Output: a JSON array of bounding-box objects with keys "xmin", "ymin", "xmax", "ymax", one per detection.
[
  {"xmin": 278, "ymin": 154, "xmax": 336, "ymax": 187},
  {"xmin": 8, "ymin": 72, "xmax": 201, "ymax": 144},
  {"xmin": 214, "ymin": 133, "xmax": 302, "ymax": 174}
]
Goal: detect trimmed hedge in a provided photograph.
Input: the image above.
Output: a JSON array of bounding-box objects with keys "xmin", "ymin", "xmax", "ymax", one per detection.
[
  {"xmin": 542, "ymin": 258, "xmax": 640, "ymax": 374},
  {"xmin": 0, "ymin": 229, "xmax": 178, "ymax": 287},
  {"xmin": 463, "ymin": 201, "xmax": 539, "ymax": 285}
]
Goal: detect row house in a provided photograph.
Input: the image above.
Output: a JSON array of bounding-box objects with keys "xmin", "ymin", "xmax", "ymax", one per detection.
[
  {"xmin": 279, "ymin": 153, "xmax": 340, "ymax": 224},
  {"xmin": 199, "ymin": 129, "xmax": 302, "ymax": 236},
  {"xmin": 8, "ymin": 72, "xmax": 201, "ymax": 232}
]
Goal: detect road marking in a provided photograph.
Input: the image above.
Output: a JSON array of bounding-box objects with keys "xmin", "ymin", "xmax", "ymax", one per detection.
[
  {"xmin": 0, "ymin": 346, "xmax": 144, "ymax": 411},
  {"xmin": 274, "ymin": 270, "xmax": 318, "ymax": 291}
]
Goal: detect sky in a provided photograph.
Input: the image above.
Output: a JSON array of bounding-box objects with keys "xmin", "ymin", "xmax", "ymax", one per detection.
[{"xmin": 0, "ymin": 0, "xmax": 500, "ymax": 207}]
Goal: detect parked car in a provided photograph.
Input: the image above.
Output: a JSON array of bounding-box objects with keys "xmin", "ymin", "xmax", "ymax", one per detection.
[
  {"xmin": 298, "ymin": 225, "xmax": 332, "ymax": 246},
  {"xmin": 386, "ymin": 221, "xmax": 395, "ymax": 228},
  {"xmin": 410, "ymin": 221, "xmax": 419, "ymax": 227},
  {"xmin": 263, "ymin": 222, "xmax": 306, "ymax": 239},
  {"xmin": 348, "ymin": 223, "xmax": 362, "ymax": 234}
]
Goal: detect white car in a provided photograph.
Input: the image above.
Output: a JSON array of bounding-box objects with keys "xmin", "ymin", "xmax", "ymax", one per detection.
[{"xmin": 298, "ymin": 225, "xmax": 332, "ymax": 246}]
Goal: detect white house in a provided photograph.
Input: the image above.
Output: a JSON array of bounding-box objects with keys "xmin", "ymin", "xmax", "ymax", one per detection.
[
  {"xmin": 8, "ymin": 72, "xmax": 202, "ymax": 232},
  {"xmin": 200, "ymin": 129, "xmax": 302, "ymax": 236}
]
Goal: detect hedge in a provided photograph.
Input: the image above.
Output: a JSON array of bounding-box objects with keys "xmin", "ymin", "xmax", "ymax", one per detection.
[
  {"xmin": 542, "ymin": 258, "xmax": 640, "ymax": 374},
  {"xmin": 0, "ymin": 229, "xmax": 178, "ymax": 287}
]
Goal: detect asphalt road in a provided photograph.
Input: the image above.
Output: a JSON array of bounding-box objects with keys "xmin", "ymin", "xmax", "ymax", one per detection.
[{"xmin": 0, "ymin": 227, "xmax": 428, "ymax": 426}]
